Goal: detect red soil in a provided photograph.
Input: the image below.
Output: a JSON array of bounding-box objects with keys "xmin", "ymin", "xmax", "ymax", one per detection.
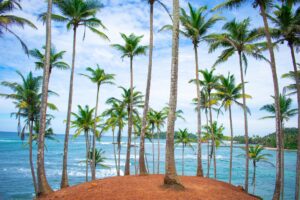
[{"xmin": 39, "ymin": 175, "xmax": 259, "ymax": 200}]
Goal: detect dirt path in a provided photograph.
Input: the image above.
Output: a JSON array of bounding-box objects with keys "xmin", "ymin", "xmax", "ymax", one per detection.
[{"xmin": 39, "ymin": 175, "xmax": 259, "ymax": 200}]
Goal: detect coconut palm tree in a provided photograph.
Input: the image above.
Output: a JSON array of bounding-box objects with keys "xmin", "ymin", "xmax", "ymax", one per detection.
[
  {"xmin": 202, "ymin": 121, "xmax": 225, "ymax": 178},
  {"xmin": 268, "ymin": 5, "xmax": 300, "ymax": 198},
  {"xmin": 260, "ymin": 93, "xmax": 297, "ymax": 198},
  {"xmin": 196, "ymin": 68, "xmax": 220, "ymax": 179},
  {"xmin": 71, "ymin": 105, "xmax": 96, "ymax": 182},
  {"xmin": 36, "ymin": 0, "xmax": 54, "ymax": 195},
  {"xmin": 0, "ymin": 71, "xmax": 57, "ymax": 195},
  {"xmin": 0, "ymin": 0, "xmax": 37, "ymax": 54},
  {"xmin": 240, "ymin": 145, "xmax": 274, "ymax": 195},
  {"xmin": 160, "ymin": 3, "xmax": 222, "ymax": 177},
  {"xmin": 175, "ymin": 128, "xmax": 196, "ymax": 175},
  {"xmin": 50, "ymin": 0, "xmax": 109, "ymax": 188},
  {"xmin": 111, "ymin": 33, "xmax": 147, "ymax": 175},
  {"xmin": 81, "ymin": 65, "xmax": 114, "ymax": 180},
  {"xmin": 282, "ymin": 66, "xmax": 300, "ymax": 96},
  {"xmin": 103, "ymin": 99, "xmax": 127, "ymax": 176},
  {"xmin": 163, "ymin": 0, "xmax": 183, "ymax": 188},
  {"xmin": 88, "ymin": 149, "xmax": 109, "ymax": 171},
  {"xmin": 29, "ymin": 46, "xmax": 69, "ymax": 83},
  {"xmin": 139, "ymin": 0, "xmax": 171, "ymax": 175},
  {"xmin": 216, "ymin": 73, "xmax": 251, "ymax": 183},
  {"xmin": 214, "ymin": 1, "xmax": 283, "ymax": 196},
  {"xmin": 207, "ymin": 17, "xmax": 267, "ymax": 187}
]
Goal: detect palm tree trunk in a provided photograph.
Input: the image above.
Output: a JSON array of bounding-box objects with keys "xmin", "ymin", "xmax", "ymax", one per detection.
[
  {"xmin": 194, "ymin": 43, "xmax": 203, "ymax": 177},
  {"xmin": 288, "ymin": 43, "xmax": 300, "ymax": 200},
  {"xmin": 182, "ymin": 144, "xmax": 184, "ymax": 176},
  {"xmin": 139, "ymin": 1, "xmax": 154, "ymax": 176},
  {"xmin": 91, "ymin": 85, "xmax": 100, "ymax": 180},
  {"xmin": 61, "ymin": 26, "xmax": 78, "ymax": 188},
  {"xmin": 206, "ymin": 111, "xmax": 210, "ymax": 177},
  {"xmin": 238, "ymin": 51, "xmax": 249, "ymax": 191},
  {"xmin": 112, "ymin": 128, "xmax": 118, "ymax": 176},
  {"xmin": 281, "ymin": 123, "xmax": 285, "ymax": 200},
  {"xmin": 229, "ymin": 105, "xmax": 234, "ymax": 184},
  {"xmin": 157, "ymin": 127, "xmax": 161, "ymax": 174},
  {"xmin": 253, "ymin": 161, "xmax": 256, "ymax": 195},
  {"xmin": 134, "ymin": 134, "xmax": 137, "ymax": 175},
  {"xmin": 125, "ymin": 57, "xmax": 134, "ymax": 175},
  {"xmin": 37, "ymin": 0, "xmax": 53, "ymax": 195},
  {"xmin": 152, "ymin": 125, "xmax": 155, "ymax": 174},
  {"xmin": 84, "ymin": 131, "xmax": 89, "ymax": 182},
  {"xmin": 259, "ymin": 4, "xmax": 282, "ymax": 200},
  {"xmin": 164, "ymin": 0, "xmax": 182, "ymax": 188},
  {"xmin": 117, "ymin": 126, "xmax": 122, "ymax": 176},
  {"xmin": 29, "ymin": 120, "xmax": 38, "ymax": 195},
  {"xmin": 208, "ymin": 94, "xmax": 216, "ymax": 179},
  {"xmin": 145, "ymin": 148, "xmax": 149, "ymax": 172}
]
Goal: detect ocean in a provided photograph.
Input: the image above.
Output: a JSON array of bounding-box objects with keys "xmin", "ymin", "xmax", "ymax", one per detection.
[{"xmin": 0, "ymin": 131, "xmax": 297, "ymax": 200}]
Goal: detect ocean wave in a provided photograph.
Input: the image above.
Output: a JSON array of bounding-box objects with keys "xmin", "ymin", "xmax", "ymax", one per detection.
[{"xmin": 0, "ymin": 139, "xmax": 22, "ymax": 143}]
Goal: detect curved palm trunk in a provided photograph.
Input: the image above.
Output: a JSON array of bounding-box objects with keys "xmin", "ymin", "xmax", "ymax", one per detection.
[
  {"xmin": 134, "ymin": 134, "xmax": 137, "ymax": 175},
  {"xmin": 125, "ymin": 57, "xmax": 134, "ymax": 175},
  {"xmin": 205, "ymin": 111, "xmax": 210, "ymax": 177},
  {"xmin": 238, "ymin": 51, "xmax": 249, "ymax": 190},
  {"xmin": 281, "ymin": 123, "xmax": 285, "ymax": 200},
  {"xmin": 164, "ymin": 0, "xmax": 182, "ymax": 188},
  {"xmin": 37, "ymin": 0, "xmax": 53, "ymax": 195},
  {"xmin": 152, "ymin": 125, "xmax": 155, "ymax": 174},
  {"xmin": 157, "ymin": 127, "xmax": 161, "ymax": 174},
  {"xmin": 182, "ymin": 144, "xmax": 185, "ymax": 176},
  {"xmin": 253, "ymin": 161, "xmax": 256, "ymax": 195},
  {"xmin": 139, "ymin": 1, "xmax": 154, "ymax": 176},
  {"xmin": 259, "ymin": 5, "xmax": 282, "ymax": 200},
  {"xmin": 194, "ymin": 44, "xmax": 203, "ymax": 177},
  {"xmin": 229, "ymin": 105, "xmax": 234, "ymax": 184},
  {"xmin": 117, "ymin": 126, "xmax": 122, "ymax": 176},
  {"xmin": 61, "ymin": 26, "xmax": 78, "ymax": 188},
  {"xmin": 29, "ymin": 120, "xmax": 38, "ymax": 195},
  {"xmin": 208, "ymin": 94, "xmax": 216, "ymax": 179},
  {"xmin": 112, "ymin": 128, "xmax": 118, "ymax": 176},
  {"xmin": 91, "ymin": 85, "xmax": 100, "ymax": 180},
  {"xmin": 288, "ymin": 44, "xmax": 300, "ymax": 200}
]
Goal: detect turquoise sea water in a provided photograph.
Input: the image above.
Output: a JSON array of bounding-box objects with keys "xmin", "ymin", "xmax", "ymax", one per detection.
[{"xmin": 0, "ymin": 131, "xmax": 297, "ymax": 200}]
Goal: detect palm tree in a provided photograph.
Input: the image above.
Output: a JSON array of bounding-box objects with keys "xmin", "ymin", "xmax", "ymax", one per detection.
[
  {"xmin": 51, "ymin": 0, "xmax": 109, "ymax": 188},
  {"xmin": 29, "ymin": 46, "xmax": 69, "ymax": 83},
  {"xmin": 214, "ymin": 1, "xmax": 283, "ymax": 196},
  {"xmin": 160, "ymin": 3, "xmax": 222, "ymax": 178},
  {"xmin": 207, "ymin": 17, "xmax": 266, "ymax": 187},
  {"xmin": 202, "ymin": 121, "xmax": 225, "ymax": 178},
  {"xmin": 175, "ymin": 128, "xmax": 196, "ymax": 176},
  {"xmin": 268, "ymin": 5, "xmax": 300, "ymax": 198},
  {"xmin": 240, "ymin": 145, "xmax": 274, "ymax": 195},
  {"xmin": 139, "ymin": 0, "xmax": 171, "ymax": 176},
  {"xmin": 36, "ymin": 0, "xmax": 54, "ymax": 195},
  {"xmin": 216, "ymin": 73, "xmax": 251, "ymax": 183},
  {"xmin": 88, "ymin": 149, "xmax": 109, "ymax": 171},
  {"xmin": 260, "ymin": 93, "xmax": 297, "ymax": 199},
  {"xmin": 197, "ymin": 68, "xmax": 219, "ymax": 179},
  {"xmin": 282, "ymin": 66, "xmax": 300, "ymax": 96},
  {"xmin": 81, "ymin": 65, "xmax": 114, "ymax": 180},
  {"xmin": 104, "ymin": 100, "xmax": 127, "ymax": 176},
  {"xmin": 0, "ymin": 71, "xmax": 57, "ymax": 195},
  {"xmin": 163, "ymin": 0, "xmax": 183, "ymax": 188},
  {"xmin": 0, "ymin": 0, "xmax": 37, "ymax": 54},
  {"xmin": 147, "ymin": 109, "xmax": 157, "ymax": 174},
  {"xmin": 111, "ymin": 33, "xmax": 147, "ymax": 175},
  {"xmin": 71, "ymin": 105, "xmax": 96, "ymax": 182}
]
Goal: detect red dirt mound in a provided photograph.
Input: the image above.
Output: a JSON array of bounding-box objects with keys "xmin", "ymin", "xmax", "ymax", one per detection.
[{"xmin": 39, "ymin": 175, "xmax": 259, "ymax": 200}]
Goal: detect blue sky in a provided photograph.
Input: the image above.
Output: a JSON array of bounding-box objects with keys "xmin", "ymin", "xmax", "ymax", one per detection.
[{"xmin": 0, "ymin": 0, "xmax": 297, "ymax": 136}]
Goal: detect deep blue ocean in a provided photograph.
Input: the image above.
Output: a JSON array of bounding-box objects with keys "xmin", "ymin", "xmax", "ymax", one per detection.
[{"xmin": 0, "ymin": 131, "xmax": 297, "ymax": 200}]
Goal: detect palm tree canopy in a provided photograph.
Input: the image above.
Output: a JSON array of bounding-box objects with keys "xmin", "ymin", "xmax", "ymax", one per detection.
[
  {"xmin": 81, "ymin": 65, "xmax": 115, "ymax": 87},
  {"xmin": 202, "ymin": 121, "xmax": 225, "ymax": 147},
  {"xmin": 71, "ymin": 105, "xmax": 97, "ymax": 137},
  {"xmin": 244, "ymin": 145, "xmax": 274, "ymax": 166},
  {"xmin": 0, "ymin": 0, "xmax": 37, "ymax": 54},
  {"xmin": 268, "ymin": 4, "xmax": 300, "ymax": 46},
  {"xmin": 162, "ymin": 105, "xmax": 185, "ymax": 121},
  {"xmin": 260, "ymin": 93, "xmax": 297, "ymax": 122},
  {"xmin": 50, "ymin": 0, "xmax": 109, "ymax": 40},
  {"xmin": 111, "ymin": 33, "xmax": 148, "ymax": 59},
  {"xmin": 216, "ymin": 73, "xmax": 251, "ymax": 111},
  {"xmin": 206, "ymin": 18, "xmax": 266, "ymax": 69},
  {"xmin": 103, "ymin": 100, "xmax": 127, "ymax": 130},
  {"xmin": 89, "ymin": 149, "xmax": 109, "ymax": 168},
  {"xmin": 175, "ymin": 128, "xmax": 196, "ymax": 149},
  {"xmin": 282, "ymin": 66, "xmax": 300, "ymax": 95},
  {"xmin": 29, "ymin": 45, "xmax": 69, "ymax": 71}
]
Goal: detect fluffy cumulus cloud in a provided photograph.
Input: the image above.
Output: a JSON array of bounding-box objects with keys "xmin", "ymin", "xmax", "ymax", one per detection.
[{"xmin": 0, "ymin": 0, "xmax": 297, "ymax": 136}]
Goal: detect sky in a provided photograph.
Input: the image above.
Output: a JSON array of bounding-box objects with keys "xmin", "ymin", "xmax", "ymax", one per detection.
[{"xmin": 0, "ymin": 0, "xmax": 297, "ymax": 136}]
